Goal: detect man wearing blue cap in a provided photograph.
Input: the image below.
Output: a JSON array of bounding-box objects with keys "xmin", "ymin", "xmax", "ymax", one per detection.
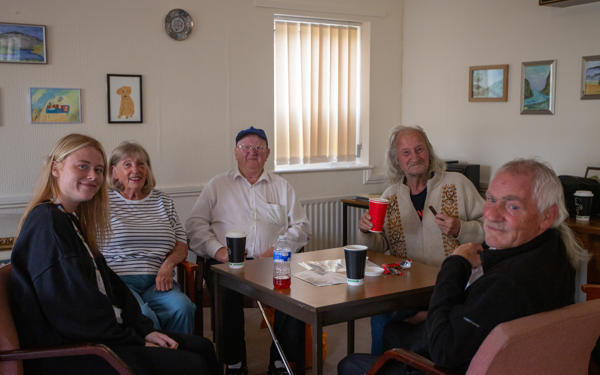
[{"xmin": 186, "ymin": 126, "xmax": 311, "ymax": 375}]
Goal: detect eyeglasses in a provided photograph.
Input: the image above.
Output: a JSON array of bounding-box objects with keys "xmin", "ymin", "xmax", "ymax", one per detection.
[{"xmin": 237, "ymin": 144, "xmax": 267, "ymax": 153}]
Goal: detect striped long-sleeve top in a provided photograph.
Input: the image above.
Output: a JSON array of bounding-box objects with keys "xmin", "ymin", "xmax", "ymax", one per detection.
[{"xmin": 101, "ymin": 189, "xmax": 186, "ymax": 276}]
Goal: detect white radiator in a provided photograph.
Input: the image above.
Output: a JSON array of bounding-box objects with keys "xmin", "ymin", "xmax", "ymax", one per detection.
[{"xmin": 301, "ymin": 197, "xmax": 367, "ymax": 251}]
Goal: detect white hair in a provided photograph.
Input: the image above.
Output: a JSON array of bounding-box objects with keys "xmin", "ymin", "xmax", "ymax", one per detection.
[
  {"xmin": 386, "ymin": 125, "xmax": 446, "ymax": 184},
  {"xmin": 495, "ymin": 158, "xmax": 589, "ymax": 267}
]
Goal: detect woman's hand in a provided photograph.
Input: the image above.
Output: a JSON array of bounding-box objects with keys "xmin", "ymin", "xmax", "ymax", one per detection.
[
  {"xmin": 144, "ymin": 331, "xmax": 178, "ymax": 349},
  {"xmin": 155, "ymin": 263, "xmax": 174, "ymax": 291},
  {"xmin": 358, "ymin": 212, "xmax": 373, "ymax": 233},
  {"xmin": 434, "ymin": 214, "xmax": 461, "ymax": 237}
]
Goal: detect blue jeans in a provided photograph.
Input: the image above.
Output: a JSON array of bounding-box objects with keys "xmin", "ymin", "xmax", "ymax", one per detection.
[
  {"xmin": 370, "ymin": 309, "xmax": 420, "ymax": 355},
  {"xmin": 121, "ymin": 274, "xmax": 196, "ymax": 334}
]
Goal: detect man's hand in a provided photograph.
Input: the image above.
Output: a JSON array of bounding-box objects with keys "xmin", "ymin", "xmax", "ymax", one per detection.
[
  {"xmin": 403, "ymin": 310, "xmax": 428, "ymax": 325},
  {"xmin": 214, "ymin": 247, "xmax": 228, "ymax": 263},
  {"xmin": 358, "ymin": 212, "xmax": 373, "ymax": 233},
  {"xmin": 144, "ymin": 331, "xmax": 178, "ymax": 349},
  {"xmin": 155, "ymin": 263, "xmax": 174, "ymax": 291},
  {"xmin": 452, "ymin": 242, "xmax": 483, "ymax": 268},
  {"xmin": 260, "ymin": 246, "xmax": 275, "ymax": 258},
  {"xmin": 434, "ymin": 214, "xmax": 461, "ymax": 237}
]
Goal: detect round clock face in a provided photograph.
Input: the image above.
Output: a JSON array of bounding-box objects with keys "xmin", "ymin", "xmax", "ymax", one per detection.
[{"xmin": 165, "ymin": 9, "xmax": 194, "ymax": 41}]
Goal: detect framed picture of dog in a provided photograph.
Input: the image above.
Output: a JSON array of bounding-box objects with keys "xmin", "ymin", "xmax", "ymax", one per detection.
[{"xmin": 107, "ymin": 74, "xmax": 143, "ymax": 123}]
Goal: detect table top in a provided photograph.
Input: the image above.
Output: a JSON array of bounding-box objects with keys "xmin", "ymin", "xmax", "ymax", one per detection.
[
  {"xmin": 211, "ymin": 248, "xmax": 439, "ymax": 322},
  {"xmin": 566, "ymin": 217, "xmax": 600, "ymax": 236}
]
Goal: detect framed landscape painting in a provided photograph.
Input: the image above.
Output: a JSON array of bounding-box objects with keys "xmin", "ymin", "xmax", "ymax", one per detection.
[
  {"xmin": 0, "ymin": 23, "xmax": 47, "ymax": 64},
  {"xmin": 520, "ymin": 60, "xmax": 556, "ymax": 115},
  {"xmin": 30, "ymin": 88, "xmax": 82, "ymax": 124},
  {"xmin": 581, "ymin": 55, "xmax": 600, "ymax": 99},
  {"xmin": 469, "ymin": 64, "xmax": 509, "ymax": 102}
]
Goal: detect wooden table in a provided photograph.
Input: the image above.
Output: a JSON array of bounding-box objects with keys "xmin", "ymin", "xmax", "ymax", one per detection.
[
  {"xmin": 341, "ymin": 198, "xmax": 368, "ymax": 245},
  {"xmin": 211, "ymin": 247, "xmax": 439, "ymax": 375},
  {"xmin": 567, "ymin": 217, "xmax": 600, "ymax": 283}
]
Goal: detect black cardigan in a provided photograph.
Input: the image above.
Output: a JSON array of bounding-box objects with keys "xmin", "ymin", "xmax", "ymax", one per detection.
[
  {"xmin": 426, "ymin": 228, "xmax": 575, "ymax": 371},
  {"xmin": 10, "ymin": 203, "xmax": 154, "ymax": 349}
]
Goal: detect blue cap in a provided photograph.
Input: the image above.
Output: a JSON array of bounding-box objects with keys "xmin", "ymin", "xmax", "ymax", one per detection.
[{"xmin": 235, "ymin": 126, "xmax": 268, "ymax": 146}]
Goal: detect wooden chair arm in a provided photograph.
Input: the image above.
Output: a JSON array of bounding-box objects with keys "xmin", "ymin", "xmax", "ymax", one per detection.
[
  {"xmin": 582, "ymin": 284, "xmax": 600, "ymax": 301},
  {"xmin": 177, "ymin": 260, "xmax": 198, "ymax": 303},
  {"xmin": 0, "ymin": 344, "xmax": 133, "ymax": 375},
  {"xmin": 367, "ymin": 348, "xmax": 455, "ymax": 375}
]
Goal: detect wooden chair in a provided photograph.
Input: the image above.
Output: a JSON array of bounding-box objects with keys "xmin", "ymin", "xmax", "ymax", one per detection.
[
  {"xmin": 0, "ymin": 264, "xmax": 133, "ymax": 375},
  {"xmin": 367, "ymin": 299, "xmax": 600, "ymax": 375}
]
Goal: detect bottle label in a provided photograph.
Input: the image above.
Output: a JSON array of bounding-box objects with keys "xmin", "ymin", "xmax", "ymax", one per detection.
[{"xmin": 273, "ymin": 250, "xmax": 291, "ymax": 262}]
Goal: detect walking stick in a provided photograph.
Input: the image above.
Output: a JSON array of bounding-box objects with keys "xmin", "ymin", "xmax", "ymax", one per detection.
[{"xmin": 256, "ymin": 301, "xmax": 294, "ymax": 375}]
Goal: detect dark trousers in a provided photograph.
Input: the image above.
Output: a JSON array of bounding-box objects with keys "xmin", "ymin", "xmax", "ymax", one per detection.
[
  {"xmin": 205, "ymin": 258, "xmax": 304, "ymax": 366},
  {"xmin": 25, "ymin": 332, "xmax": 218, "ymax": 375}
]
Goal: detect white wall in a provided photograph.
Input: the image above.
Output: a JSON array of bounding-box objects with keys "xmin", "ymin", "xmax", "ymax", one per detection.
[
  {"xmin": 0, "ymin": 0, "xmax": 404, "ymax": 218},
  {"xmin": 402, "ymin": 0, "xmax": 600, "ymax": 185}
]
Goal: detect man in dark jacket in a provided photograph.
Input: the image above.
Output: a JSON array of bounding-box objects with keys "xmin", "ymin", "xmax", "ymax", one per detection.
[{"xmin": 339, "ymin": 159, "xmax": 587, "ymax": 374}]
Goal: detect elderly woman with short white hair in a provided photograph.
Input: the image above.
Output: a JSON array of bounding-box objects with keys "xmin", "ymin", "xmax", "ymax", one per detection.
[{"xmin": 101, "ymin": 141, "xmax": 195, "ymax": 334}]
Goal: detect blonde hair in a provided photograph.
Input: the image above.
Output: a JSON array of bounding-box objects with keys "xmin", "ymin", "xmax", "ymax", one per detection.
[
  {"xmin": 495, "ymin": 158, "xmax": 589, "ymax": 268},
  {"xmin": 108, "ymin": 141, "xmax": 156, "ymax": 195},
  {"xmin": 18, "ymin": 133, "xmax": 110, "ymax": 255},
  {"xmin": 386, "ymin": 125, "xmax": 446, "ymax": 184}
]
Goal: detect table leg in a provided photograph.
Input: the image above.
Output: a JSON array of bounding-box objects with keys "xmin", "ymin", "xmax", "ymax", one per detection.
[
  {"xmin": 343, "ymin": 202, "xmax": 348, "ymax": 245},
  {"xmin": 213, "ymin": 271, "xmax": 225, "ymax": 373},
  {"xmin": 312, "ymin": 323, "xmax": 323, "ymax": 375},
  {"xmin": 347, "ymin": 319, "xmax": 355, "ymax": 355}
]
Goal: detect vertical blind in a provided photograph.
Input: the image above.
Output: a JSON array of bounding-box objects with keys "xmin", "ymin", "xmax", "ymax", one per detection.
[{"xmin": 274, "ymin": 19, "xmax": 360, "ymax": 166}]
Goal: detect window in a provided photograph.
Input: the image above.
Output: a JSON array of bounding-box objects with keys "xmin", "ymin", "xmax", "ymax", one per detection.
[{"xmin": 274, "ymin": 17, "xmax": 362, "ymax": 171}]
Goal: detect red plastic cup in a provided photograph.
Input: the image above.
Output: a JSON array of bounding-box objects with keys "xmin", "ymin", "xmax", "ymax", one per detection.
[{"xmin": 369, "ymin": 198, "xmax": 389, "ymax": 233}]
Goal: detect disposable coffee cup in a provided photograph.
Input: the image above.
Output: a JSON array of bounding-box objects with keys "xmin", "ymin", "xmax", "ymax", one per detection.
[
  {"xmin": 226, "ymin": 231, "xmax": 246, "ymax": 269},
  {"xmin": 369, "ymin": 198, "xmax": 389, "ymax": 233},
  {"xmin": 574, "ymin": 190, "xmax": 594, "ymax": 223},
  {"xmin": 344, "ymin": 244, "xmax": 368, "ymax": 286}
]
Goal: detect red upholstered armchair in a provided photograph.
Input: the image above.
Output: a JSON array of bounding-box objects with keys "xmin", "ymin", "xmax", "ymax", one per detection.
[{"xmin": 368, "ymin": 299, "xmax": 600, "ymax": 375}]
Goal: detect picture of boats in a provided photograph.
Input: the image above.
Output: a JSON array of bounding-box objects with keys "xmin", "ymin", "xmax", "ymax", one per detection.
[{"xmin": 30, "ymin": 88, "xmax": 81, "ymax": 124}]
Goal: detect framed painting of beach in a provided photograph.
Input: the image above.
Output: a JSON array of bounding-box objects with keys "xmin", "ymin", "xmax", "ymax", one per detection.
[
  {"xmin": 0, "ymin": 23, "xmax": 47, "ymax": 64},
  {"xmin": 469, "ymin": 64, "xmax": 509, "ymax": 102},
  {"xmin": 30, "ymin": 88, "xmax": 82, "ymax": 124},
  {"xmin": 520, "ymin": 60, "xmax": 556, "ymax": 115},
  {"xmin": 581, "ymin": 55, "xmax": 600, "ymax": 100}
]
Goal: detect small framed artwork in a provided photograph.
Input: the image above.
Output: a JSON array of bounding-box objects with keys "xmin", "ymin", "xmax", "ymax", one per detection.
[
  {"xmin": 581, "ymin": 55, "xmax": 600, "ymax": 100},
  {"xmin": 520, "ymin": 60, "xmax": 556, "ymax": 115},
  {"xmin": 0, "ymin": 23, "xmax": 47, "ymax": 64},
  {"xmin": 585, "ymin": 167, "xmax": 600, "ymax": 182},
  {"xmin": 30, "ymin": 88, "xmax": 81, "ymax": 124},
  {"xmin": 469, "ymin": 64, "xmax": 509, "ymax": 102},
  {"xmin": 107, "ymin": 74, "xmax": 143, "ymax": 123}
]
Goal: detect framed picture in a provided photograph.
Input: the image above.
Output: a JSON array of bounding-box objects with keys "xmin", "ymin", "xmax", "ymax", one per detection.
[
  {"xmin": 107, "ymin": 74, "xmax": 143, "ymax": 123},
  {"xmin": 469, "ymin": 64, "xmax": 509, "ymax": 102},
  {"xmin": 30, "ymin": 88, "xmax": 81, "ymax": 124},
  {"xmin": 520, "ymin": 60, "xmax": 556, "ymax": 115},
  {"xmin": 0, "ymin": 22, "xmax": 47, "ymax": 64},
  {"xmin": 581, "ymin": 55, "xmax": 600, "ymax": 100},
  {"xmin": 585, "ymin": 167, "xmax": 600, "ymax": 182}
]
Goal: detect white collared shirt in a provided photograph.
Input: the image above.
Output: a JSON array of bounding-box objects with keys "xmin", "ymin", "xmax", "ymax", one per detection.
[{"xmin": 185, "ymin": 169, "xmax": 311, "ymax": 259}]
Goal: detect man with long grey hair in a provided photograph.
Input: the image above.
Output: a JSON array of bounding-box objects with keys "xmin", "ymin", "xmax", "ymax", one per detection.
[
  {"xmin": 339, "ymin": 158, "xmax": 586, "ymax": 374},
  {"xmin": 358, "ymin": 125, "xmax": 485, "ymax": 354}
]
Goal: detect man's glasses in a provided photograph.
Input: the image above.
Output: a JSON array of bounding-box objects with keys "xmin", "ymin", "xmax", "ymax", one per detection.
[{"xmin": 237, "ymin": 144, "xmax": 267, "ymax": 153}]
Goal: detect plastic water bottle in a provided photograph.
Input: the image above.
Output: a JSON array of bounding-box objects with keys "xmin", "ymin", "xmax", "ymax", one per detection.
[{"xmin": 273, "ymin": 236, "xmax": 292, "ymax": 289}]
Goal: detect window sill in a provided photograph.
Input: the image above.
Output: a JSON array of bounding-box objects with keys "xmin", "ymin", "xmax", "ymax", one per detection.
[{"xmin": 274, "ymin": 162, "xmax": 371, "ymax": 174}]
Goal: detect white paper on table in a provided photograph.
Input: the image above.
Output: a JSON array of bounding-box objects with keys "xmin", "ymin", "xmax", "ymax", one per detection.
[{"xmin": 293, "ymin": 269, "xmax": 347, "ymax": 287}]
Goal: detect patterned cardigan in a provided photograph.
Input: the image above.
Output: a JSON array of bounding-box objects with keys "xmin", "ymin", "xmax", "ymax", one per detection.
[{"xmin": 358, "ymin": 172, "xmax": 485, "ymax": 266}]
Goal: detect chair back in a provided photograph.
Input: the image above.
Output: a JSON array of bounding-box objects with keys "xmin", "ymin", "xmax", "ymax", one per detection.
[
  {"xmin": 0, "ymin": 264, "xmax": 23, "ymax": 375},
  {"xmin": 467, "ymin": 299, "xmax": 600, "ymax": 375}
]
